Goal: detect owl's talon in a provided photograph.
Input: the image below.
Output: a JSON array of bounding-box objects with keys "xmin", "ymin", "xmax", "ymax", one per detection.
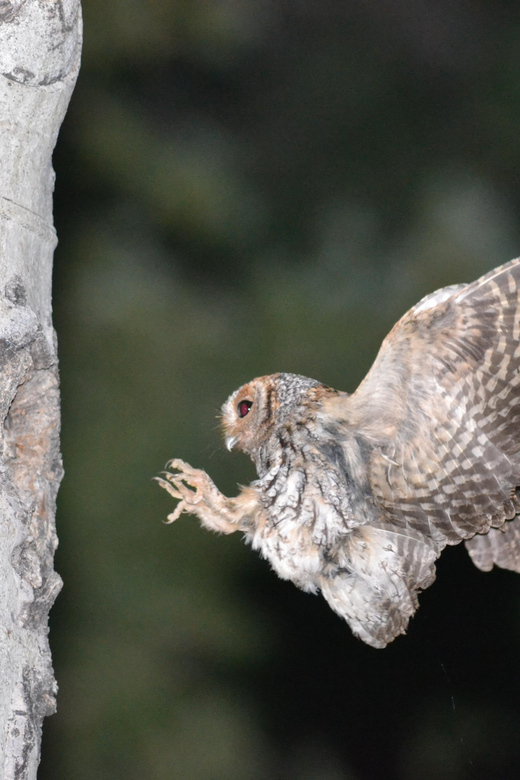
[
  {"xmin": 166, "ymin": 458, "xmax": 197, "ymax": 475},
  {"xmin": 157, "ymin": 461, "xmax": 213, "ymax": 519},
  {"xmin": 154, "ymin": 475, "xmax": 184, "ymax": 501},
  {"xmin": 158, "ymin": 458, "xmax": 242, "ymax": 534}
]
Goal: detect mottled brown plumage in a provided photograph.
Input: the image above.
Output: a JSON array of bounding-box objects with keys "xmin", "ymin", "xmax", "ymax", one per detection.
[{"xmin": 157, "ymin": 258, "xmax": 520, "ymax": 648}]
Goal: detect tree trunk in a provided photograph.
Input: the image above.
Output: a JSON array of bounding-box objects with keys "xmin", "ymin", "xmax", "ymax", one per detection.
[{"xmin": 0, "ymin": 2, "xmax": 81, "ymax": 776}]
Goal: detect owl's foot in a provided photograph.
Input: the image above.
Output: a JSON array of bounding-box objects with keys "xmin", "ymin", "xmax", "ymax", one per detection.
[{"xmin": 156, "ymin": 458, "xmax": 239, "ymax": 534}]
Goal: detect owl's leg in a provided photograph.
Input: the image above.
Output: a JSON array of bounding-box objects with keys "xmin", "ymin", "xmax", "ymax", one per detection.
[{"xmin": 157, "ymin": 458, "xmax": 257, "ymax": 534}]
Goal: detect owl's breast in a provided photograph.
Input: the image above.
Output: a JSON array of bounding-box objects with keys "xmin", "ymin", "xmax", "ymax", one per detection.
[{"xmin": 246, "ymin": 460, "xmax": 355, "ymax": 591}]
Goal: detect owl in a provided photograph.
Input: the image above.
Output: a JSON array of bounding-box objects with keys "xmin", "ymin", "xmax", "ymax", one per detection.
[{"xmin": 157, "ymin": 258, "xmax": 520, "ymax": 648}]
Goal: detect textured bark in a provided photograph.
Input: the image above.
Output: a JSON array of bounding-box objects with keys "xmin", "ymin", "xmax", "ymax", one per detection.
[{"xmin": 0, "ymin": 2, "xmax": 81, "ymax": 777}]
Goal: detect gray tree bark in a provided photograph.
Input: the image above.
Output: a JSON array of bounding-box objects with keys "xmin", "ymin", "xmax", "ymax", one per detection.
[{"xmin": 0, "ymin": 2, "xmax": 81, "ymax": 777}]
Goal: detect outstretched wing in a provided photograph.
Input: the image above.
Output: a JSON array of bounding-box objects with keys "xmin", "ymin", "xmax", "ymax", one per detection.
[
  {"xmin": 321, "ymin": 258, "xmax": 520, "ymax": 646},
  {"xmin": 348, "ymin": 257, "xmax": 520, "ymax": 544}
]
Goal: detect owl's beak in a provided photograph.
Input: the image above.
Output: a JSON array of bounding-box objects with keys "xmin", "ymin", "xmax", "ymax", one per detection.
[{"xmin": 226, "ymin": 436, "xmax": 237, "ymax": 451}]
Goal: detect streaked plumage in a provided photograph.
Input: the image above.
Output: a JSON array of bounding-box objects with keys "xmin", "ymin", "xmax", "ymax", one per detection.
[{"xmin": 158, "ymin": 258, "xmax": 520, "ymax": 648}]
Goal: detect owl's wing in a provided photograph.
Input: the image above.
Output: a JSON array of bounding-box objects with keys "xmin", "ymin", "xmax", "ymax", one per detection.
[
  {"xmin": 345, "ymin": 257, "xmax": 520, "ymax": 545},
  {"xmin": 320, "ymin": 259, "xmax": 520, "ymax": 646}
]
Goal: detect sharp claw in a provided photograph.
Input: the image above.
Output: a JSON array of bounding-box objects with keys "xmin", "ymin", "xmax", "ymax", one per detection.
[
  {"xmin": 159, "ymin": 471, "xmax": 178, "ymax": 482},
  {"xmin": 167, "ymin": 458, "xmax": 201, "ymax": 478},
  {"xmin": 155, "ymin": 475, "xmax": 170, "ymax": 484},
  {"xmin": 158, "ymin": 471, "xmax": 192, "ymax": 491},
  {"xmin": 166, "ymin": 457, "xmax": 190, "ymax": 472},
  {"xmin": 155, "ymin": 475, "xmax": 184, "ymax": 501}
]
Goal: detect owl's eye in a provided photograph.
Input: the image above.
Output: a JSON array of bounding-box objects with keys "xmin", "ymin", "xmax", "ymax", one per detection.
[{"xmin": 238, "ymin": 400, "xmax": 253, "ymax": 418}]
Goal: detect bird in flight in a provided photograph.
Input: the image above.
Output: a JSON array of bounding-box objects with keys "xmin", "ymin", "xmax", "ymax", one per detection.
[{"xmin": 157, "ymin": 258, "xmax": 520, "ymax": 648}]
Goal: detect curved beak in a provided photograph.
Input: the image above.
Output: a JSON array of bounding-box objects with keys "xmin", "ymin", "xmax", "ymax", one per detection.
[{"xmin": 225, "ymin": 435, "xmax": 237, "ymax": 452}]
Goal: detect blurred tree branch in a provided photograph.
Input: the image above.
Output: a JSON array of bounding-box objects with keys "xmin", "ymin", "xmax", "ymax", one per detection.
[{"xmin": 0, "ymin": 2, "xmax": 81, "ymax": 777}]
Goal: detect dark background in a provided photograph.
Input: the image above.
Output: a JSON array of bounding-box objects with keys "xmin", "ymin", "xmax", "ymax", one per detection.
[{"xmin": 39, "ymin": 2, "xmax": 520, "ymax": 778}]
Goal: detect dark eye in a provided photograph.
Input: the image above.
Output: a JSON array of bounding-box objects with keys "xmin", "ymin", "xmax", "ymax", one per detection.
[{"xmin": 238, "ymin": 400, "xmax": 253, "ymax": 418}]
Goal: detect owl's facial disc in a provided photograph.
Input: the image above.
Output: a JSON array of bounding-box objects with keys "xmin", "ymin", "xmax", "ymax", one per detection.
[{"xmin": 221, "ymin": 373, "xmax": 325, "ymax": 460}]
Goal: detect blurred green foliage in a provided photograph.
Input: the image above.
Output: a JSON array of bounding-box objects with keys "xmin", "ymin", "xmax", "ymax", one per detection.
[{"xmin": 40, "ymin": 1, "xmax": 520, "ymax": 778}]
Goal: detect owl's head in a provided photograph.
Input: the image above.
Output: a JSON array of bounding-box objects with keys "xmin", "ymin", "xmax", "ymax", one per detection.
[{"xmin": 221, "ymin": 373, "xmax": 325, "ymax": 463}]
